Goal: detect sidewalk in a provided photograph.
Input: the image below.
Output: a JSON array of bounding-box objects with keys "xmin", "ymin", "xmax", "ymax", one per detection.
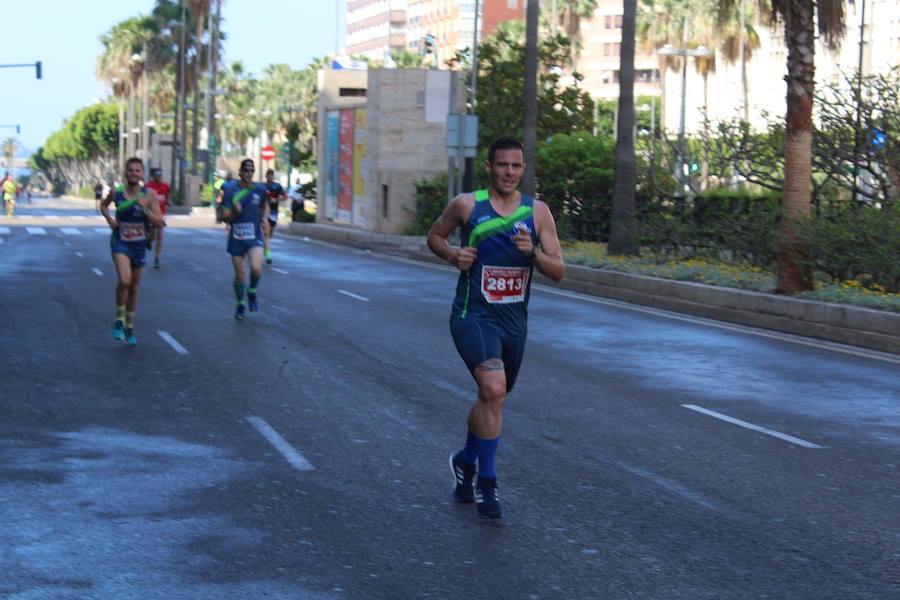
[{"xmin": 284, "ymin": 222, "xmax": 900, "ymax": 356}]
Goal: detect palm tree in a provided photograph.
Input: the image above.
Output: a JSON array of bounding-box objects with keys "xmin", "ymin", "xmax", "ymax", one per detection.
[
  {"xmin": 609, "ymin": 0, "xmax": 639, "ymax": 255},
  {"xmin": 544, "ymin": 0, "xmax": 599, "ymax": 71},
  {"xmin": 187, "ymin": 0, "xmax": 212, "ymax": 175},
  {"xmin": 636, "ymin": 0, "xmax": 689, "ymax": 138},
  {"xmin": 712, "ymin": 0, "xmax": 762, "ymax": 122},
  {"xmin": 2, "ymin": 137, "xmax": 18, "ymax": 175},
  {"xmin": 720, "ymin": 0, "xmax": 845, "ymax": 293},
  {"xmin": 96, "ymin": 16, "xmax": 163, "ymax": 158}
]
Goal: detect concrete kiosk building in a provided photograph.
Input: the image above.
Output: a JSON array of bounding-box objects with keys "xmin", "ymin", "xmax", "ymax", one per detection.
[{"xmin": 317, "ymin": 66, "xmax": 466, "ymax": 234}]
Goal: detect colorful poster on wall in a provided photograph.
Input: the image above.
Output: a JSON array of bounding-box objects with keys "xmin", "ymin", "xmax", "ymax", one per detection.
[
  {"xmin": 338, "ymin": 108, "xmax": 354, "ymax": 222},
  {"xmin": 324, "ymin": 110, "xmax": 340, "ymax": 220},
  {"xmin": 352, "ymin": 108, "xmax": 367, "ymax": 226}
]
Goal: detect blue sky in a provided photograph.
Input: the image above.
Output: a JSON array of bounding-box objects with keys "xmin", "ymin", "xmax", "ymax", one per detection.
[{"xmin": 2, "ymin": 0, "xmax": 346, "ymax": 154}]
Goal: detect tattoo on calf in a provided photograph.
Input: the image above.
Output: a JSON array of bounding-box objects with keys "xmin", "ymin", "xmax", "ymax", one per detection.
[{"xmin": 477, "ymin": 358, "xmax": 504, "ymax": 372}]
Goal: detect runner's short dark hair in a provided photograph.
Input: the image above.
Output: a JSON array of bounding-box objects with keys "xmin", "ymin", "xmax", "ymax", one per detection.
[
  {"xmin": 487, "ymin": 137, "xmax": 525, "ymax": 164},
  {"xmin": 240, "ymin": 158, "xmax": 255, "ymax": 171},
  {"xmin": 150, "ymin": 168, "xmax": 162, "ymax": 176},
  {"xmin": 125, "ymin": 157, "xmax": 144, "ymax": 170},
  {"xmin": 266, "ymin": 168, "xmax": 274, "ymax": 176}
]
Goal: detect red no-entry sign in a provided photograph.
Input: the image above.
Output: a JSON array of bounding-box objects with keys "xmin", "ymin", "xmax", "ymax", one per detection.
[{"xmin": 261, "ymin": 146, "xmax": 276, "ymax": 160}]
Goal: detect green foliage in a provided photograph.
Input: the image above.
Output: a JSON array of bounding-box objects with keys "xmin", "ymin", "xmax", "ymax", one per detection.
[
  {"xmin": 41, "ymin": 103, "xmax": 119, "ymax": 165},
  {"xmin": 404, "ymin": 172, "xmax": 449, "ymax": 236},
  {"xmin": 593, "ymin": 96, "xmax": 658, "ymax": 137},
  {"xmin": 450, "ymin": 27, "xmax": 595, "ymax": 149},
  {"xmin": 635, "ymin": 193, "xmax": 782, "ymax": 267},
  {"xmin": 169, "ymin": 187, "xmax": 186, "ymax": 206},
  {"xmin": 77, "ymin": 186, "xmax": 95, "ymax": 199},
  {"xmin": 292, "ymin": 207, "xmax": 316, "ymax": 223},
  {"xmin": 199, "ymin": 183, "xmax": 215, "ymax": 207},
  {"xmin": 534, "ymin": 132, "xmax": 615, "ymax": 240},
  {"xmin": 796, "ymin": 203, "xmax": 900, "ymax": 293}
]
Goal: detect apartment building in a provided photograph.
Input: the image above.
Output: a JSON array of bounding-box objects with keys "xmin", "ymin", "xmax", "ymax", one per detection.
[
  {"xmin": 346, "ymin": 0, "xmax": 409, "ymax": 61},
  {"xmin": 347, "ymin": 1, "xmax": 525, "ymax": 66},
  {"xmin": 660, "ymin": 0, "xmax": 900, "ymax": 132},
  {"xmin": 577, "ymin": 0, "xmax": 661, "ymax": 100}
]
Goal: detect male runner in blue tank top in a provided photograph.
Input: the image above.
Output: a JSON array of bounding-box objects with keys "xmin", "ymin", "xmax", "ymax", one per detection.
[
  {"xmin": 100, "ymin": 157, "xmax": 166, "ymax": 345},
  {"xmin": 221, "ymin": 158, "xmax": 271, "ymax": 320},
  {"xmin": 427, "ymin": 137, "xmax": 565, "ymax": 518}
]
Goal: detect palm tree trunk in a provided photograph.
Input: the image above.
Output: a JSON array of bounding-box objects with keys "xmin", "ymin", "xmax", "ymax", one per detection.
[
  {"xmin": 609, "ymin": 0, "xmax": 639, "ymax": 255},
  {"xmin": 776, "ymin": 0, "xmax": 815, "ymax": 294}
]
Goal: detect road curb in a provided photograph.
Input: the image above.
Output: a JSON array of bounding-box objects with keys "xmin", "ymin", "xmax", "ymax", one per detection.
[{"xmin": 285, "ymin": 221, "xmax": 899, "ymax": 356}]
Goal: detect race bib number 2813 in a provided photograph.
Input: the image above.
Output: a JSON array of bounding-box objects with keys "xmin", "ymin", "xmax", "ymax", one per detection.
[{"xmin": 480, "ymin": 265, "xmax": 529, "ymax": 304}]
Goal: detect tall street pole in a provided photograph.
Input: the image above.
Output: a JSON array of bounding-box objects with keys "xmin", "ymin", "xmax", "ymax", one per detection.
[
  {"xmin": 178, "ymin": 0, "xmax": 188, "ymax": 198},
  {"xmin": 127, "ymin": 82, "xmax": 135, "ymax": 158},
  {"xmin": 522, "ymin": 0, "xmax": 539, "ymax": 196},
  {"xmin": 140, "ymin": 43, "xmax": 149, "ymax": 168},
  {"xmin": 117, "ymin": 95, "xmax": 125, "ymax": 175},
  {"xmin": 462, "ymin": 0, "xmax": 480, "ymax": 192},
  {"xmin": 203, "ymin": 0, "xmax": 221, "ymax": 185}
]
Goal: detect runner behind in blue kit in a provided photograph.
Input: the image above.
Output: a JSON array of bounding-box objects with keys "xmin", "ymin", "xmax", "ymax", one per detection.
[
  {"xmin": 221, "ymin": 158, "xmax": 270, "ymax": 320},
  {"xmin": 99, "ymin": 157, "xmax": 166, "ymax": 345},
  {"xmin": 263, "ymin": 168, "xmax": 286, "ymax": 264}
]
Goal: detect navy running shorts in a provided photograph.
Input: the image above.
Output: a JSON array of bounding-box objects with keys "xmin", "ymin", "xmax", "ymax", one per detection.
[
  {"xmin": 227, "ymin": 236, "xmax": 264, "ymax": 256},
  {"xmin": 110, "ymin": 235, "xmax": 147, "ymax": 268},
  {"xmin": 450, "ymin": 317, "xmax": 527, "ymax": 393}
]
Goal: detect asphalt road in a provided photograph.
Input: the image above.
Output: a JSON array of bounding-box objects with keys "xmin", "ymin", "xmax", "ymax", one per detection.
[{"xmin": 1, "ymin": 198, "xmax": 899, "ymax": 599}]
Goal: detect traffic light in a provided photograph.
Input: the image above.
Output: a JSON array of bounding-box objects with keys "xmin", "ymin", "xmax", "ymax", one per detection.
[
  {"xmin": 35, "ymin": 61, "xmax": 41, "ymax": 80},
  {"xmin": 421, "ymin": 34, "xmax": 435, "ymax": 56}
]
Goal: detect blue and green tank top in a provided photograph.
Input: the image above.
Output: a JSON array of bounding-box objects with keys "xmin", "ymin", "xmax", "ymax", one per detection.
[
  {"xmin": 222, "ymin": 181, "xmax": 267, "ymax": 242},
  {"xmin": 113, "ymin": 185, "xmax": 150, "ymax": 244},
  {"xmin": 450, "ymin": 189, "xmax": 537, "ymax": 334}
]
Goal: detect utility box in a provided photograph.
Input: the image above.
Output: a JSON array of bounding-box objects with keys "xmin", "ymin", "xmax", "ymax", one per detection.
[{"xmin": 317, "ymin": 67, "xmax": 466, "ymax": 234}]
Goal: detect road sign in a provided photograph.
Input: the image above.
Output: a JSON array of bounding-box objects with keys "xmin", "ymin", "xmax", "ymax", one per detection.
[
  {"xmin": 261, "ymin": 146, "xmax": 276, "ymax": 160},
  {"xmin": 445, "ymin": 114, "xmax": 478, "ymax": 158}
]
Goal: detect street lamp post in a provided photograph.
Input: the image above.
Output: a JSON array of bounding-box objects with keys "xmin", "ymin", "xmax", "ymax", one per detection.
[
  {"xmin": 128, "ymin": 52, "xmax": 143, "ymax": 160},
  {"xmin": 140, "ymin": 44, "xmax": 150, "ymax": 168},
  {"xmin": 110, "ymin": 77, "xmax": 125, "ymax": 174},
  {"xmin": 656, "ymin": 43, "xmax": 713, "ymax": 199}
]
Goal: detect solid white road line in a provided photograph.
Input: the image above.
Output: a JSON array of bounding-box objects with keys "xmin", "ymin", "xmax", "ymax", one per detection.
[
  {"xmin": 75, "ymin": 252, "xmax": 84, "ymax": 257},
  {"xmin": 61, "ymin": 227, "xmax": 82, "ymax": 235},
  {"xmin": 337, "ymin": 289, "xmax": 370, "ymax": 302},
  {"xmin": 682, "ymin": 404, "xmax": 827, "ymax": 449},
  {"xmin": 271, "ymin": 268, "xmax": 289, "ymax": 275},
  {"xmin": 92, "ymin": 268, "xmax": 103, "ymax": 277},
  {"xmin": 26, "ymin": 227, "xmax": 46, "ymax": 235},
  {"xmin": 0, "ymin": 226, "xmax": 10, "ymax": 234},
  {"xmin": 247, "ymin": 416, "xmax": 315, "ymax": 471},
  {"xmin": 157, "ymin": 331, "xmax": 189, "ymax": 354},
  {"xmin": 94, "ymin": 227, "xmax": 110, "ymax": 234}
]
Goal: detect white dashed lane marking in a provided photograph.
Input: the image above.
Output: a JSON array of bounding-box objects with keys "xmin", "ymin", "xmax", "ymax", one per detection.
[
  {"xmin": 682, "ymin": 404, "xmax": 827, "ymax": 449},
  {"xmin": 157, "ymin": 331, "xmax": 189, "ymax": 354},
  {"xmin": 337, "ymin": 289, "xmax": 370, "ymax": 302},
  {"xmin": 247, "ymin": 416, "xmax": 315, "ymax": 471}
]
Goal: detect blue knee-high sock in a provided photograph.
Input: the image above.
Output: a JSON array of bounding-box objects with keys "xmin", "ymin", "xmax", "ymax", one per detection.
[
  {"xmin": 475, "ymin": 435, "xmax": 500, "ymax": 480},
  {"xmin": 460, "ymin": 430, "xmax": 478, "ymax": 466}
]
